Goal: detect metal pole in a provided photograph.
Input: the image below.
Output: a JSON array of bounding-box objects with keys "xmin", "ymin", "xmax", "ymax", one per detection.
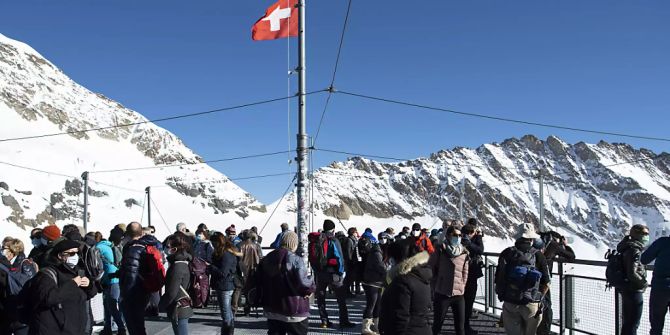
[
  {"xmin": 459, "ymin": 177, "xmax": 465, "ymax": 223},
  {"xmin": 82, "ymin": 171, "xmax": 89, "ymax": 233},
  {"xmin": 296, "ymin": 0, "xmax": 309, "ymax": 263},
  {"xmin": 145, "ymin": 187, "xmax": 151, "ymax": 227},
  {"xmin": 539, "ymin": 170, "xmax": 545, "ymax": 231}
]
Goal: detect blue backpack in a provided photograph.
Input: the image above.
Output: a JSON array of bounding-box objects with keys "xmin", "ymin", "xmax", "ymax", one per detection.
[{"xmin": 0, "ymin": 259, "xmax": 37, "ymax": 296}]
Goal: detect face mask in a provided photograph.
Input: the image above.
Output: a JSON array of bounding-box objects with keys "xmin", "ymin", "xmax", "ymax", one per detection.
[
  {"xmin": 450, "ymin": 236, "xmax": 461, "ymax": 246},
  {"xmin": 380, "ymin": 238, "xmax": 387, "ymax": 245},
  {"xmin": 1, "ymin": 250, "xmax": 9, "ymax": 259},
  {"xmin": 642, "ymin": 236, "xmax": 650, "ymax": 245},
  {"xmin": 31, "ymin": 238, "xmax": 42, "ymax": 247},
  {"xmin": 66, "ymin": 254, "xmax": 79, "ymax": 267},
  {"xmin": 412, "ymin": 230, "xmax": 421, "ymax": 237}
]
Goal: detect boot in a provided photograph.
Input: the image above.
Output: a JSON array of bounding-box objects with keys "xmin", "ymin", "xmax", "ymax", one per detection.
[
  {"xmin": 361, "ymin": 318, "xmax": 377, "ymax": 335},
  {"xmin": 372, "ymin": 318, "xmax": 380, "ymax": 333}
]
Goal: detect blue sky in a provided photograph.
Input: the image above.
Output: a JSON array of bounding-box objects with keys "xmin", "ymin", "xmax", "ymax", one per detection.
[{"xmin": 1, "ymin": 1, "xmax": 669, "ymax": 203}]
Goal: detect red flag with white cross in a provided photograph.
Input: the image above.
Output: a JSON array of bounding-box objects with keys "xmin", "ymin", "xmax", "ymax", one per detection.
[{"xmin": 252, "ymin": 0, "xmax": 298, "ymax": 41}]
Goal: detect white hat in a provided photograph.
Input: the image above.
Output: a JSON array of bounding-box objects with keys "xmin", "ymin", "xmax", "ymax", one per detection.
[{"xmin": 515, "ymin": 222, "xmax": 539, "ymax": 240}]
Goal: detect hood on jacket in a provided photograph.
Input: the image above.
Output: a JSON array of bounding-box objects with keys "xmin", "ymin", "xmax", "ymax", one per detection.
[
  {"xmin": 139, "ymin": 234, "xmax": 161, "ymax": 246},
  {"xmin": 617, "ymin": 236, "xmax": 645, "ymax": 253},
  {"xmin": 388, "ymin": 251, "xmax": 430, "ymax": 281},
  {"xmin": 167, "ymin": 251, "xmax": 192, "ymax": 263}
]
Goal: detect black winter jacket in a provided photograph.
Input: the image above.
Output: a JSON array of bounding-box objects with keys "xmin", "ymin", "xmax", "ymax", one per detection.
[
  {"xmin": 340, "ymin": 235, "xmax": 359, "ymax": 270},
  {"xmin": 28, "ymin": 262, "xmax": 98, "ymax": 335},
  {"xmin": 119, "ymin": 235, "xmax": 162, "ymax": 297},
  {"xmin": 543, "ymin": 240, "xmax": 575, "ymax": 276},
  {"xmin": 462, "ymin": 234, "xmax": 484, "ymax": 279},
  {"xmin": 159, "ymin": 251, "xmax": 192, "ymax": 319},
  {"xmin": 379, "ymin": 251, "xmax": 433, "ymax": 335},
  {"xmin": 210, "ymin": 250, "xmax": 238, "ymax": 292},
  {"xmin": 617, "ymin": 236, "xmax": 648, "ymax": 292},
  {"xmin": 363, "ymin": 244, "xmax": 387, "ymax": 287}
]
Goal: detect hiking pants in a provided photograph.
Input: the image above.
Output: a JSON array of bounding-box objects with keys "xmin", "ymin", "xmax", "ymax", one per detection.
[
  {"xmin": 121, "ymin": 294, "xmax": 149, "ymax": 335},
  {"xmin": 619, "ymin": 289, "xmax": 643, "ymax": 335},
  {"xmin": 649, "ymin": 288, "xmax": 670, "ymax": 335},
  {"xmin": 363, "ymin": 285, "xmax": 382, "ymax": 319},
  {"xmin": 501, "ymin": 301, "xmax": 541, "ymax": 335},
  {"xmin": 432, "ymin": 294, "xmax": 465, "ymax": 335},
  {"xmin": 464, "ymin": 277, "xmax": 478, "ymax": 331},
  {"xmin": 315, "ymin": 273, "xmax": 350, "ymax": 323},
  {"xmin": 537, "ymin": 289, "xmax": 552, "ymax": 335},
  {"xmin": 103, "ymin": 283, "xmax": 126, "ymax": 332}
]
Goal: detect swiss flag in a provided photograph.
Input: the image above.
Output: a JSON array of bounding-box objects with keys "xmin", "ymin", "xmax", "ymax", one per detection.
[{"xmin": 252, "ymin": 0, "xmax": 298, "ymax": 41}]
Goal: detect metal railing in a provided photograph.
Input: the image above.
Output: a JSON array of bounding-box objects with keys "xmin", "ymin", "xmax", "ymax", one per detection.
[{"xmin": 476, "ymin": 252, "xmax": 669, "ymax": 335}]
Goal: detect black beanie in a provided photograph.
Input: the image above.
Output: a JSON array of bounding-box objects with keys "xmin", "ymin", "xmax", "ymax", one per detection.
[
  {"xmin": 412, "ymin": 223, "xmax": 421, "ymax": 231},
  {"xmin": 323, "ymin": 220, "xmax": 336, "ymax": 231}
]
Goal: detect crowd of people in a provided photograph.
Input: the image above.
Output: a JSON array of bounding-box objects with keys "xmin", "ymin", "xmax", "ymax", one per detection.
[{"xmin": 0, "ymin": 218, "xmax": 667, "ymax": 335}]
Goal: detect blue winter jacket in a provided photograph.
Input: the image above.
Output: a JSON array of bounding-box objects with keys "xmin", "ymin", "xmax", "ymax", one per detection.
[
  {"xmin": 96, "ymin": 240, "xmax": 119, "ymax": 285},
  {"xmin": 641, "ymin": 236, "xmax": 670, "ymax": 290}
]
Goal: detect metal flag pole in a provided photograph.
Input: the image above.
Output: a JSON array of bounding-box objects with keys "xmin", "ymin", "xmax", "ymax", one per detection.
[
  {"xmin": 296, "ymin": 0, "xmax": 309, "ymax": 263},
  {"xmin": 82, "ymin": 171, "xmax": 89, "ymax": 233}
]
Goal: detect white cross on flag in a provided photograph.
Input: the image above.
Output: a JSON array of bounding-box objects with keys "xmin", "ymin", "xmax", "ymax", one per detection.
[{"xmin": 252, "ymin": 0, "xmax": 298, "ymax": 41}]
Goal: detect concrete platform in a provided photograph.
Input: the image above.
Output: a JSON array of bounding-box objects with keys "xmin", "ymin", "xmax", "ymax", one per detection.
[{"xmin": 102, "ymin": 297, "xmax": 505, "ymax": 334}]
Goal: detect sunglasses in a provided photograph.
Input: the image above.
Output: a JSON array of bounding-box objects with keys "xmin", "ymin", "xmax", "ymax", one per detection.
[
  {"xmin": 61, "ymin": 251, "xmax": 78, "ymax": 257},
  {"xmin": 452, "ymin": 234, "xmax": 462, "ymax": 237}
]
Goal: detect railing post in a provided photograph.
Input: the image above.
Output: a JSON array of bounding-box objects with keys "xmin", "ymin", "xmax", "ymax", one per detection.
[
  {"xmin": 565, "ymin": 275, "xmax": 574, "ymax": 332},
  {"xmin": 559, "ymin": 261, "xmax": 565, "ymax": 335},
  {"xmin": 484, "ymin": 255, "xmax": 489, "ymax": 313},
  {"xmin": 614, "ymin": 289, "xmax": 620, "ymax": 335}
]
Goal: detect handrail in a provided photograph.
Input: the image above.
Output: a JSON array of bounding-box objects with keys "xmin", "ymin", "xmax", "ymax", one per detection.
[{"xmin": 483, "ymin": 251, "xmax": 655, "ymax": 270}]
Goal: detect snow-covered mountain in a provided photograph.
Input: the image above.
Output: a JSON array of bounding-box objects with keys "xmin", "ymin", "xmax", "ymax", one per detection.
[
  {"xmin": 301, "ymin": 135, "xmax": 670, "ymax": 250},
  {"xmin": 2, "ymin": 33, "xmax": 669, "ymax": 259},
  {"xmin": 0, "ymin": 33, "xmax": 267, "ymax": 241}
]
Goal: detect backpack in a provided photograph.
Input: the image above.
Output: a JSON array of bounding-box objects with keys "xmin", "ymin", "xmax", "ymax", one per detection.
[
  {"xmin": 188, "ymin": 257, "xmax": 210, "ymax": 308},
  {"xmin": 0, "ymin": 259, "xmax": 37, "ymax": 296},
  {"xmin": 415, "ymin": 234, "xmax": 435, "ymax": 254},
  {"xmin": 140, "ymin": 245, "xmax": 166, "ymax": 292},
  {"xmin": 16, "ymin": 267, "xmax": 58, "ymax": 325},
  {"xmin": 112, "ymin": 245, "xmax": 123, "ymax": 267},
  {"xmin": 501, "ymin": 247, "xmax": 543, "ymax": 304},
  {"xmin": 83, "ymin": 245, "xmax": 105, "ymax": 282},
  {"xmin": 605, "ymin": 249, "xmax": 627, "ymax": 290},
  {"xmin": 308, "ymin": 233, "xmax": 340, "ymax": 272}
]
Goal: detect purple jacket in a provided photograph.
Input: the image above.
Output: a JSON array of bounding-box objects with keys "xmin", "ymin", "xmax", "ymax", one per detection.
[{"xmin": 259, "ymin": 248, "xmax": 315, "ymax": 318}]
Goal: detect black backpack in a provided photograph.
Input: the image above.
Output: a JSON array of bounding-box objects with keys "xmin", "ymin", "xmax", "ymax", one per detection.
[
  {"xmin": 83, "ymin": 244, "xmax": 105, "ymax": 282},
  {"xmin": 501, "ymin": 247, "xmax": 543, "ymax": 304},
  {"xmin": 605, "ymin": 249, "xmax": 627, "ymax": 290}
]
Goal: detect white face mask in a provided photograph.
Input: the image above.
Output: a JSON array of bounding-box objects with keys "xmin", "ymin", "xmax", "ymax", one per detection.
[
  {"xmin": 412, "ymin": 230, "xmax": 421, "ymax": 237},
  {"xmin": 66, "ymin": 254, "xmax": 79, "ymax": 267}
]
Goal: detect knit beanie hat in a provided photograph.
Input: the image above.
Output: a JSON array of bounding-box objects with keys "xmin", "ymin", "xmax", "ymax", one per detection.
[
  {"xmin": 42, "ymin": 225, "xmax": 62, "ymax": 241},
  {"xmin": 411, "ymin": 223, "xmax": 421, "ymax": 231},
  {"xmin": 281, "ymin": 231, "xmax": 299, "ymax": 252},
  {"xmin": 226, "ymin": 224, "xmax": 236, "ymax": 236},
  {"xmin": 323, "ymin": 220, "xmax": 336, "ymax": 232}
]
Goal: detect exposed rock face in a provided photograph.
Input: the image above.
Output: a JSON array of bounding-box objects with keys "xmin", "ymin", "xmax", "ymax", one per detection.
[{"xmin": 310, "ymin": 136, "xmax": 670, "ymax": 247}]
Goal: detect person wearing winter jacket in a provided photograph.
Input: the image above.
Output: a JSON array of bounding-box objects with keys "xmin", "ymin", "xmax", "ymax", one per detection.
[
  {"xmin": 495, "ymin": 223, "xmax": 550, "ymax": 335},
  {"xmin": 398, "ymin": 223, "xmax": 435, "ymax": 262},
  {"xmin": 192, "ymin": 228, "xmax": 214, "ymax": 264},
  {"xmin": 461, "ymin": 223, "xmax": 484, "ymax": 335},
  {"xmin": 159, "ymin": 233, "xmax": 193, "ymax": 335},
  {"xmin": 257, "ymin": 231, "xmax": 315, "ymax": 335},
  {"xmin": 313, "ymin": 220, "xmax": 354, "ymax": 329},
  {"xmin": 240, "ymin": 231, "xmax": 263, "ymax": 316},
  {"xmin": 119, "ymin": 222, "xmax": 162, "ymax": 335},
  {"xmin": 617, "ymin": 224, "xmax": 650, "ymax": 335},
  {"xmin": 379, "ymin": 243, "xmax": 433, "ymax": 335},
  {"xmin": 430, "ymin": 226, "xmax": 469, "ymax": 335},
  {"xmin": 210, "ymin": 233, "xmax": 239, "ymax": 335},
  {"xmin": 271, "ymin": 223, "xmax": 290, "ymax": 249},
  {"xmin": 361, "ymin": 239, "xmax": 388, "ymax": 335},
  {"xmin": 96, "ymin": 236, "xmax": 127, "ymax": 335},
  {"xmin": 27, "ymin": 239, "xmax": 98, "ymax": 335},
  {"xmin": 0, "ymin": 238, "xmax": 36, "ymax": 335},
  {"xmin": 641, "ymin": 231, "xmax": 670, "ymax": 335},
  {"xmin": 537, "ymin": 231, "xmax": 575, "ymax": 335}
]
